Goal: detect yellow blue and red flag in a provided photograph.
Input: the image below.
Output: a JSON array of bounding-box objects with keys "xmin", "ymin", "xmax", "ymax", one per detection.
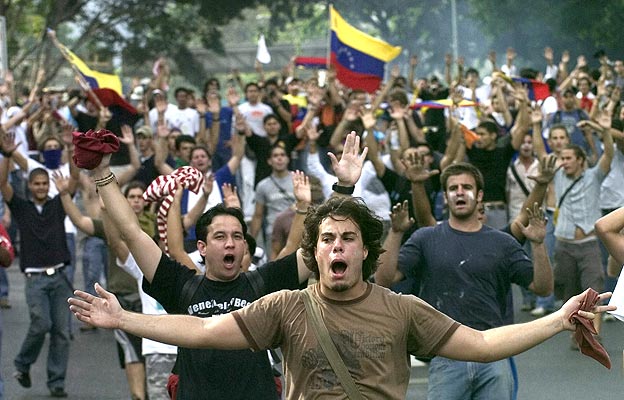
[
  {"xmin": 52, "ymin": 34, "xmax": 122, "ymax": 95},
  {"xmin": 329, "ymin": 6, "xmax": 401, "ymax": 93}
]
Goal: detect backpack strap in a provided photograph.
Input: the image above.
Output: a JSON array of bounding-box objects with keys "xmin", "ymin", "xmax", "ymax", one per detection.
[
  {"xmin": 246, "ymin": 269, "xmax": 266, "ymax": 299},
  {"xmin": 179, "ymin": 274, "xmax": 204, "ymax": 312}
]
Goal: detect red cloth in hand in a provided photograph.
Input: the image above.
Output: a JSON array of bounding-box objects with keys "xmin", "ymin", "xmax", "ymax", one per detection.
[
  {"xmin": 72, "ymin": 129, "xmax": 120, "ymax": 170},
  {"xmin": 568, "ymin": 288, "xmax": 611, "ymax": 369}
]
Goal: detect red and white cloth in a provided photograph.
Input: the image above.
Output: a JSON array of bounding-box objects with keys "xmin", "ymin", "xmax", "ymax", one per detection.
[{"xmin": 143, "ymin": 166, "xmax": 204, "ymax": 254}]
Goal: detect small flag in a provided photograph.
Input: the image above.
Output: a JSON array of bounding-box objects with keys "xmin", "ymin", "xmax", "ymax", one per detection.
[
  {"xmin": 256, "ymin": 34, "xmax": 271, "ymax": 64},
  {"xmin": 512, "ymin": 77, "xmax": 550, "ymax": 101},
  {"xmin": 294, "ymin": 57, "xmax": 328, "ymax": 69}
]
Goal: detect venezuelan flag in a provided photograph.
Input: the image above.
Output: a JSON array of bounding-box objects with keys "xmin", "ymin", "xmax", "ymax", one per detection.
[
  {"xmin": 512, "ymin": 77, "xmax": 550, "ymax": 101},
  {"xmin": 330, "ymin": 6, "xmax": 401, "ymax": 93},
  {"xmin": 294, "ymin": 56, "xmax": 328, "ymax": 69},
  {"xmin": 61, "ymin": 44, "xmax": 122, "ymax": 95}
]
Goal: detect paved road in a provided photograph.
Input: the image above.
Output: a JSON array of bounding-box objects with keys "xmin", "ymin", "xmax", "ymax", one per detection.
[{"xmin": 2, "ymin": 258, "xmax": 623, "ymax": 399}]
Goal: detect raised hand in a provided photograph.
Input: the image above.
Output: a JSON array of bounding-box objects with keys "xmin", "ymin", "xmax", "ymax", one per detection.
[
  {"xmin": 201, "ymin": 172, "xmax": 215, "ymax": 199},
  {"xmin": 119, "ymin": 125, "xmax": 135, "ymax": 145},
  {"xmin": 292, "ymin": 170, "xmax": 311, "ymax": 204},
  {"xmin": 530, "ymin": 105, "xmax": 543, "ymax": 125},
  {"xmin": 68, "ymin": 283, "xmax": 123, "ymax": 329},
  {"xmin": 221, "ymin": 183, "xmax": 241, "ymax": 209},
  {"xmin": 528, "ymin": 154, "xmax": 558, "ymax": 184},
  {"xmin": 51, "ymin": 171, "xmax": 71, "ymax": 194},
  {"xmin": 304, "ymin": 124, "xmax": 321, "ymax": 142},
  {"xmin": 544, "ymin": 47, "xmax": 554, "ymax": 63},
  {"xmin": 360, "ymin": 108, "xmax": 376, "ymax": 130},
  {"xmin": 329, "ymin": 131, "xmax": 368, "ymax": 187},
  {"xmin": 514, "ymin": 203, "xmax": 546, "ymax": 243},
  {"xmin": 195, "ymin": 98, "xmax": 208, "ymax": 115},
  {"xmin": 402, "ymin": 152, "xmax": 440, "ymax": 183},
  {"xmin": 226, "ymin": 87, "xmax": 240, "ymax": 107},
  {"xmin": 0, "ymin": 129, "xmax": 19, "ymax": 154},
  {"xmin": 390, "ymin": 200, "xmax": 414, "ymax": 233}
]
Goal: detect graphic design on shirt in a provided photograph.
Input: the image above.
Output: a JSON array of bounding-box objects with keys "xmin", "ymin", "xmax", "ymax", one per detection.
[
  {"xmin": 301, "ymin": 329, "xmax": 387, "ymax": 391},
  {"xmin": 188, "ymin": 297, "xmax": 251, "ymax": 316}
]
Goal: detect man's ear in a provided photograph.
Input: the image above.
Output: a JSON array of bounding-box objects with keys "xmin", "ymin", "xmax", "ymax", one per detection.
[
  {"xmin": 477, "ymin": 190, "xmax": 484, "ymax": 203},
  {"xmin": 196, "ymin": 240, "xmax": 207, "ymax": 257}
]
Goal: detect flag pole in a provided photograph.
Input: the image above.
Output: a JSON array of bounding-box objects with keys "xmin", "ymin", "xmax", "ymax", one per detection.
[
  {"xmin": 326, "ymin": 4, "xmax": 333, "ymax": 70},
  {"xmin": 46, "ymin": 28, "xmax": 104, "ymax": 110}
]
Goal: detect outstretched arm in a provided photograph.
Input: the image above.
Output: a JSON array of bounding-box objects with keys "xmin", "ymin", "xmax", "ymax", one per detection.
[
  {"xmin": 93, "ymin": 154, "xmax": 162, "ymax": 283},
  {"xmin": 69, "ymin": 283, "xmax": 250, "ymax": 350},
  {"xmin": 166, "ymin": 186, "xmax": 201, "ymax": 272},
  {"xmin": 438, "ymin": 289, "xmax": 614, "ymax": 362},
  {"xmin": 53, "ymin": 173, "xmax": 95, "ymax": 235},
  {"xmin": 596, "ymin": 207, "xmax": 624, "ymax": 266}
]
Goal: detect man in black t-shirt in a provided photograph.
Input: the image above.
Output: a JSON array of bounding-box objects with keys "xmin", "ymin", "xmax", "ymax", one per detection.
[{"xmin": 0, "ymin": 160, "xmax": 73, "ymax": 397}]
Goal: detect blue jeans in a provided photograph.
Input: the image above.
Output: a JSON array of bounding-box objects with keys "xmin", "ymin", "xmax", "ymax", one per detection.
[
  {"xmin": 14, "ymin": 271, "xmax": 72, "ymax": 390},
  {"xmin": 0, "ymin": 268, "xmax": 8, "ymax": 299},
  {"xmin": 0, "ymin": 310, "xmax": 4, "ymax": 400},
  {"xmin": 64, "ymin": 233, "xmax": 76, "ymax": 285},
  {"xmin": 82, "ymin": 237, "xmax": 108, "ymax": 296},
  {"xmin": 428, "ymin": 356, "xmax": 513, "ymax": 400}
]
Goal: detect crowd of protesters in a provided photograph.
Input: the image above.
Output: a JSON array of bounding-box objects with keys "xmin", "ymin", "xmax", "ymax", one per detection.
[{"xmin": 0, "ymin": 43, "xmax": 622, "ymax": 399}]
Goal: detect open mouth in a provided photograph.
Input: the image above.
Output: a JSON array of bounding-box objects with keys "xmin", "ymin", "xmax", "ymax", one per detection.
[
  {"xmin": 223, "ymin": 254, "xmax": 235, "ymax": 266},
  {"xmin": 330, "ymin": 260, "xmax": 347, "ymax": 278},
  {"xmin": 455, "ymin": 199, "xmax": 466, "ymax": 206}
]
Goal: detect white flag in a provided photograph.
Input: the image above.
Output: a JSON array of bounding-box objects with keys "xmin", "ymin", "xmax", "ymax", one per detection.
[{"xmin": 256, "ymin": 34, "xmax": 271, "ymax": 64}]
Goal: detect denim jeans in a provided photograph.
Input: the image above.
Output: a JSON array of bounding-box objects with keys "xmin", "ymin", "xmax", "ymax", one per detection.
[
  {"xmin": 428, "ymin": 356, "xmax": 513, "ymax": 400},
  {"xmin": 82, "ymin": 236, "xmax": 108, "ymax": 296},
  {"xmin": 0, "ymin": 310, "xmax": 4, "ymax": 400},
  {"xmin": 0, "ymin": 268, "xmax": 8, "ymax": 299},
  {"xmin": 14, "ymin": 271, "xmax": 72, "ymax": 390},
  {"xmin": 63, "ymin": 233, "xmax": 76, "ymax": 285}
]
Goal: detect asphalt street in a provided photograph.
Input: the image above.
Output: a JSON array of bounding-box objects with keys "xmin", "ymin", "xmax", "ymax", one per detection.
[{"xmin": 1, "ymin": 257, "xmax": 623, "ymax": 399}]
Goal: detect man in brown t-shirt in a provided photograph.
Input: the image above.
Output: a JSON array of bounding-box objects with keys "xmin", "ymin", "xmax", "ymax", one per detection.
[{"xmin": 70, "ymin": 196, "xmax": 614, "ymax": 399}]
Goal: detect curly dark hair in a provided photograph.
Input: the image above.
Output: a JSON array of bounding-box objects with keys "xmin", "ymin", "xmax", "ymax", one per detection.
[{"xmin": 300, "ymin": 197, "xmax": 384, "ymax": 281}]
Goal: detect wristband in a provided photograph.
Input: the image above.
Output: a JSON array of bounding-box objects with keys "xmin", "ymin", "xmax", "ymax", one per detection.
[
  {"xmin": 332, "ymin": 183, "xmax": 354, "ymax": 195},
  {"xmin": 0, "ymin": 149, "xmax": 14, "ymax": 158},
  {"xmin": 295, "ymin": 208, "xmax": 308, "ymax": 215}
]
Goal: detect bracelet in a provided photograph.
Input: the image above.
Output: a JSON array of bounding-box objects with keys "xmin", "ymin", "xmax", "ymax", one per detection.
[
  {"xmin": 332, "ymin": 183, "xmax": 355, "ymax": 195},
  {"xmin": 0, "ymin": 149, "xmax": 14, "ymax": 158},
  {"xmin": 94, "ymin": 172, "xmax": 117, "ymax": 192},
  {"xmin": 295, "ymin": 208, "xmax": 308, "ymax": 215}
]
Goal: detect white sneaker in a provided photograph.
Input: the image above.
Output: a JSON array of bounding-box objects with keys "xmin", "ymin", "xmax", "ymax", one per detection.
[{"xmin": 530, "ymin": 306, "xmax": 546, "ymax": 317}]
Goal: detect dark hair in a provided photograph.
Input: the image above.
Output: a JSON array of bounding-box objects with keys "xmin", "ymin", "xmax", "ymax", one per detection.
[
  {"xmin": 263, "ymin": 114, "xmax": 280, "ymax": 125},
  {"xmin": 174, "ymin": 87, "xmax": 189, "ymax": 97},
  {"xmin": 190, "ymin": 145, "xmax": 211, "ymax": 160},
  {"xmin": 563, "ymin": 143, "xmax": 586, "ymax": 162},
  {"xmin": 244, "ymin": 82, "xmax": 260, "ymax": 92},
  {"xmin": 123, "ymin": 181, "xmax": 147, "ymax": 197},
  {"xmin": 549, "ymin": 124, "xmax": 570, "ymax": 139},
  {"xmin": 466, "ymin": 68, "xmax": 479, "ymax": 77},
  {"xmin": 245, "ymin": 233, "xmax": 257, "ymax": 257},
  {"xmin": 440, "ymin": 162, "xmax": 484, "ymax": 193},
  {"xmin": 388, "ymin": 88, "xmax": 409, "ymax": 106},
  {"xmin": 195, "ymin": 204, "xmax": 247, "ymax": 244},
  {"xmin": 28, "ymin": 168, "xmax": 49, "ymax": 182},
  {"xmin": 477, "ymin": 120, "xmax": 499, "ymax": 135},
  {"xmin": 174, "ymin": 134, "xmax": 196, "ymax": 150},
  {"xmin": 203, "ymin": 78, "xmax": 220, "ymax": 93},
  {"xmin": 39, "ymin": 136, "xmax": 63, "ymax": 152},
  {"xmin": 300, "ymin": 197, "xmax": 384, "ymax": 281}
]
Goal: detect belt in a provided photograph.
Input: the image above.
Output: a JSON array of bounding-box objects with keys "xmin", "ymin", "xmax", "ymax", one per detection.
[
  {"xmin": 25, "ymin": 264, "xmax": 66, "ymax": 278},
  {"xmin": 483, "ymin": 201, "xmax": 506, "ymax": 210}
]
